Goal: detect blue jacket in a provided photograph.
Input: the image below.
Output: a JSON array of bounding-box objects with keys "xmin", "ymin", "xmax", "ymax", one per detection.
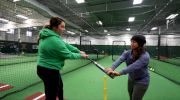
[{"xmin": 111, "ymin": 50, "xmax": 150, "ymax": 85}]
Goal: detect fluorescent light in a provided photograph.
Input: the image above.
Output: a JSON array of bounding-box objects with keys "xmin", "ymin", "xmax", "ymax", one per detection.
[
  {"xmin": 33, "ymin": 27, "xmax": 37, "ymax": 29},
  {"xmin": 126, "ymin": 28, "xmax": 131, "ymax": 31},
  {"xmin": 0, "ymin": 28, "xmax": 7, "ymax": 31},
  {"xmin": 107, "ymin": 34, "xmax": 110, "ymax": 36},
  {"xmin": 24, "ymin": 19, "xmax": 34, "ymax": 24},
  {"xmin": 166, "ymin": 35, "xmax": 174, "ymax": 38},
  {"xmin": 85, "ymin": 30, "xmax": 88, "ymax": 32},
  {"xmin": 96, "ymin": 21, "xmax": 103, "ymax": 26},
  {"xmin": 16, "ymin": 15, "xmax": 28, "ymax": 19},
  {"xmin": 99, "ymin": 21, "xmax": 102, "ymax": 25},
  {"xmin": 151, "ymin": 27, "xmax": 157, "ymax": 30},
  {"xmin": 128, "ymin": 17, "xmax": 135, "ymax": 22},
  {"xmin": 133, "ymin": 0, "xmax": 143, "ymax": 5},
  {"xmin": 13, "ymin": 0, "xmax": 20, "ymax": 2},
  {"xmin": 104, "ymin": 30, "xmax": 108, "ymax": 33},
  {"xmin": 75, "ymin": 0, "xmax": 85, "ymax": 4},
  {"xmin": 0, "ymin": 18, "xmax": 9, "ymax": 22},
  {"xmin": 166, "ymin": 14, "xmax": 179, "ymax": 20},
  {"xmin": 67, "ymin": 31, "xmax": 75, "ymax": 35}
]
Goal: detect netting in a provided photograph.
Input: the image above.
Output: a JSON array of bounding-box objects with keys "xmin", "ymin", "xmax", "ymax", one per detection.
[
  {"xmin": 149, "ymin": 59, "xmax": 180, "ymax": 85},
  {"xmin": 0, "ymin": 55, "xmax": 91, "ymax": 99},
  {"xmin": 147, "ymin": 31, "xmax": 180, "ymax": 85},
  {"xmin": 0, "ymin": 54, "xmax": 37, "ymax": 66},
  {"xmin": 0, "ymin": 0, "xmax": 94, "ymax": 98},
  {"xmin": 80, "ymin": 40, "xmax": 105, "ymax": 60},
  {"xmin": 112, "ymin": 41, "xmax": 126, "ymax": 61},
  {"xmin": 158, "ymin": 37, "xmax": 180, "ymax": 66}
]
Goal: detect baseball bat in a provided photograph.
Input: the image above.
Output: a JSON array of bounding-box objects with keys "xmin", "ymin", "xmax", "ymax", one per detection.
[{"xmin": 87, "ymin": 58, "xmax": 115, "ymax": 79}]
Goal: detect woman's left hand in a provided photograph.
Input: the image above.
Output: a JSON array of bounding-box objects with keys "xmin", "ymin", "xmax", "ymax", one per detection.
[
  {"xmin": 112, "ymin": 71, "xmax": 121, "ymax": 76},
  {"xmin": 80, "ymin": 51, "xmax": 85, "ymax": 54}
]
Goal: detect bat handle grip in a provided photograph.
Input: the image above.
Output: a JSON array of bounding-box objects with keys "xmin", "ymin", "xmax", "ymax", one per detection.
[
  {"xmin": 109, "ymin": 73, "xmax": 115, "ymax": 79},
  {"xmin": 87, "ymin": 57, "xmax": 93, "ymax": 62}
]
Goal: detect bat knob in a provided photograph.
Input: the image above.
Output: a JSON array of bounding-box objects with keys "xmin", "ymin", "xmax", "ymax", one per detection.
[{"xmin": 109, "ymin": 74, "xmax": 115, "ymax": 79}]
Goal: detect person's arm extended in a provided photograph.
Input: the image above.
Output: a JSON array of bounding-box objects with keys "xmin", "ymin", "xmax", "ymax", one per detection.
[
  {"xmin": 111, "ymin": 51, "xmax": 128, "ymax": 70},
  {"xmin": 64, "ymin": 42, "xmax": 80, "ymax": 53},
  {"xmin": 119, "ymin": 53, "xmax": 150, "ymax": 75},
  {"xmin": 50, "ymin": 38, "xmax": 84, "ymax": 59}
]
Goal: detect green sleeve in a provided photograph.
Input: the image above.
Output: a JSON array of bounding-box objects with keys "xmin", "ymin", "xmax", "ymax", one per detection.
[
  {"xmin": 50, "ymin": 37, "xmax": 82, "ymax": 59},
  {"xmin": 64, "ymin": 42, "xmax": 80, "ymax": 53}
]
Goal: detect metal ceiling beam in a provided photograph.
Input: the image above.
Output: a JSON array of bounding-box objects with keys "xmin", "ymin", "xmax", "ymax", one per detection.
[
  {"xmin": 24, "ymin": 0, "xmax": 81, "ymax": 29},
  {"xmin": 72, "ymin": 1, "xmax": 158, "ymax": 14},
  {"xmin": 57, "ymin": 0, "xmax": 100, "ymax": 34},
  {"xmin": 137, "ymin": 0, "xmax": 174, "ymax": 33}
]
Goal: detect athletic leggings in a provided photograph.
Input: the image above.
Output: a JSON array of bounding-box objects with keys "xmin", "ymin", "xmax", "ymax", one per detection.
[
  {"xmin": 37, "ymin": 66, "xmax": 63, "ymax": 100},
  {"xmin": 128, "ymin": 79, "xmax": 149, "ymax": 100}
]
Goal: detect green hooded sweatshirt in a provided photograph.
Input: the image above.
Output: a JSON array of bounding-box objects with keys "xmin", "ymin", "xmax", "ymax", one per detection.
[{"xmin": 37, "ymin": 28, "xmax": 82, "ymax": 70}]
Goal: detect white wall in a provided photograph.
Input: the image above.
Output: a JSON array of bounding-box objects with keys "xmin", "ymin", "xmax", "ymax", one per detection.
[
  {"xmin": 63, "ymin": 36, "xmax": 80, "ymax": 44},
  {"xmin": 1, "ymin": 30, "xmax": 180, "ymax": 46},
  {"xmin": 0, "ymin": 32, "xmax": 6, "ymax": 40},
  {"xmin": 65, "ymin": 34, "xmax": 180, "ymax": 46},
  {"xmin": 160, "ymin": 35, "xmax": 180, "ymax": 46},
  {"xmin": 0, "ymin": 28, "xmax": 39, "ymax": 43}
]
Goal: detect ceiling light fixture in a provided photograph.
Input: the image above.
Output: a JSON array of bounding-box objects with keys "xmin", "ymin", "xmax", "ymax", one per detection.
[
  {"xmin": 85, "ymin": 30, "xmax": 88, "ymax": 32},
  {"xmin": 128, "ymin": 17, "xmax": 135, "ymax": 22},
  {"xmin": 0, "ymin": 18, "xmax": 9, "ymax": 22},
  {"xmin": 133, "ymin": 0, "xmax": 143, "ymax": 5},
  {"xmin": 166, "ymin": 14, "xmax": 179, "ymax": 20},
  {"xmin": 126, "ymin": 28, "xmax": 131, "ymax": 31},
  {"xmin": 13, "ymin": 0, "xmax": 20, "ymax": 2},
  {"xmin": 151, "ymin": 27, "xmax": 158, "ymax": 30},
  {"xmin": 75, "ymin": 0, "xmax": 85, "ymax": 4},
  {"xmin": 16, "ymin": 15, "xmax": 28, "ymax": 19},
  {"xmin": 96, "ymin": 21, "xmax": 103, "ymax": 26},
  {"xmin": 67, "ymin": 31, "xmax": 76, "ymax": 35},
  {"xmin": 104, "ymin": 30, "xmax": 108, "ymax": 33}
]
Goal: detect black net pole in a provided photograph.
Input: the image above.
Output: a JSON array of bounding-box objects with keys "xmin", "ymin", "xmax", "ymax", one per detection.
[{"xmin": 158, "ymin": 27, "xmax": 161, "ymax": 60}]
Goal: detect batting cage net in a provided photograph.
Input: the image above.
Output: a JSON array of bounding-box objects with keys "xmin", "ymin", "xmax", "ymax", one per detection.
[
  {"xmin": 111, "ymin": 41, "xmax": 126, "ymax": 61},
  {"xmin": 80, "ymin": 40, "xmax": 105, "ymax": 60},
  {"xmin": 148, "ymin": 29, "xmax": 180, "ymax": 85}
]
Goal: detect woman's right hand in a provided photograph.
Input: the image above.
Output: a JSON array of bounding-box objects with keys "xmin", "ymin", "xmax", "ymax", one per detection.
[
  {"xmin": 81, "ymin": 53, "xmax": 88, "ymax": 58},
  {"xmin": 80, "ymin": 51, "xmax": 85, "ymax": 54},
  {"xmin": 105, "ymin": 67, "xmax": 113, "ymax": 73}
]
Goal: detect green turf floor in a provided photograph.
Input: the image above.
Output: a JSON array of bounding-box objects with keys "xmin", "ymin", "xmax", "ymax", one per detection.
[
  {"xmin": 161, "ymin": 57, "xmax": 180, "ymax": 66},
  {"xmin": 0, "ymin": 55, "xmax": 37, "ymax": 66},
  {"xmin": 1, "ymin": 56, "xmax": 180, "ymax": 100},
  {"xmin": 149, "ymin": 59, "xmax": 180, "ymax": 84}
]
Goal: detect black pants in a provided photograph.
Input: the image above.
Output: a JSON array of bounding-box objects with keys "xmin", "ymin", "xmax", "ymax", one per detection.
[
  {"xmin": 37, "ymin": 66, "xmax": 63, "ymax": 100},
  {"xmin": 128, "ymin": 79, "xmax": 148, "ymax": 100}
]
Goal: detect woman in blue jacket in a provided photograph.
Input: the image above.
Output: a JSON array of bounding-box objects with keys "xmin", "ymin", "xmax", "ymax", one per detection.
[{"xmin": 106, "ymin": 35, "xmax": 150, "ymax": 100}]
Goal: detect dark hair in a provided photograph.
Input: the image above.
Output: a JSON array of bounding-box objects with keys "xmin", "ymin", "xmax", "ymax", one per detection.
[
  {"xmin": 131, "ymin": 35, "xmax": 146, "ymax": 47},
  {"xmin": 132, "ymin": 47, "xmax": 146, "ymax": 61},
  {"xmin": 131, "ymin": 35, "xmax": 146, "ymax": 61},
  {"xmin": 45, "ymin": 17, "xmax": 64, "ymax": 29}
]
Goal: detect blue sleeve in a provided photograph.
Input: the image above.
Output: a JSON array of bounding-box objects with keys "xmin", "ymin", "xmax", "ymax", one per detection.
[
  {"xmin": 119, "ymin": 52, "xmax": 150, "ymax": 75},
  {"xmin": 111, "ymin": 51, "xmax": 128, "ymax": 70}
]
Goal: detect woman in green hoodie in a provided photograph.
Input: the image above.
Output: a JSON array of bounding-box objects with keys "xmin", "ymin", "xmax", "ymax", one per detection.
[{"xmin": 37, "ymin": 17, "xmax": 88, "ymax": 100}]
